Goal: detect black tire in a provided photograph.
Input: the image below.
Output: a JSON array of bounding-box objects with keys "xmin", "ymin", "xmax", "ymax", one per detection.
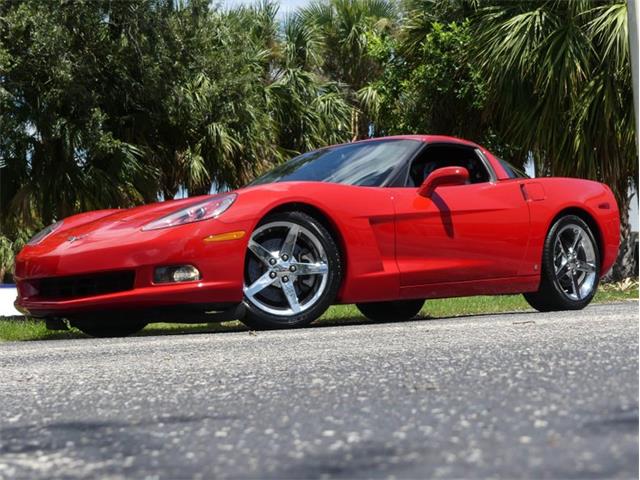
[
  {"xmin": 524, "ymin": 215, "xmax": 600, "ymax": 312},
  {"xmin": 70, "ymin": 313, "xmax": 147, "ymax": 338},
  {"xmin": 356, "ymin": 299, "xmax": 425, "ymax": 322},
  {"xmin": 241, "ymin": 211, "xmax": 343, "ymax": 329}
]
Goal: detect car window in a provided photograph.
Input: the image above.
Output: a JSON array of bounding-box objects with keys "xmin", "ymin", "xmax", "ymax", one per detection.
[
  {"xmin": 497, "ymin": 158, "xmax": 530, "ymax": 178},
  {"xmin": 406, "ymin": 144, "xmax": 492, "ymax": 187},
  {"xmin": 249, "ymin": 140, "xmax": 423, "ymax": 187}
]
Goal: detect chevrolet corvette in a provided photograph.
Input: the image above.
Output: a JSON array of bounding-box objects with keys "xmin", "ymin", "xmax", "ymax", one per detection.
[{"xmin": 14, "ymin": 135, "xmax": 620, "ymax": 337}]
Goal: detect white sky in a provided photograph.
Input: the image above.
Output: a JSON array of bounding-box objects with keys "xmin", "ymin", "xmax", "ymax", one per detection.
[{"xmin": 222, "ymin": 0, "xmax": 311, "ymax": 15}]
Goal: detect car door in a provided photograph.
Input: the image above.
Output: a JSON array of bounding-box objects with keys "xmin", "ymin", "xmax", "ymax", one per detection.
[{"xmin": 393, "ymin": 144, "xmax": 531, "ymax": 288}]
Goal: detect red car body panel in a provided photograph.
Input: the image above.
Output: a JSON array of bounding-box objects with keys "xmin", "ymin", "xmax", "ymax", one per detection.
[{"xmin": 14, "ymin": 135, "xmax": 620, "ymax": 318}]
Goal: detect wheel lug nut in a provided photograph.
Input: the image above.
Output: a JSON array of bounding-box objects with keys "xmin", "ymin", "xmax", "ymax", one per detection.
[
  {"xmin": 269, "ymin": 258, "xmax": 277, "ymax": 266},
  {"xmin": 282, "ymin": 254, "xmax": 289, "ymax": 261},
  {"xmin": 269, "ymin": 271, "xmax": 277, "ymax": 279},
  {"xmin": 289, "ymin": 265, "xmax": 296, "ymax": 272},
  {"xmin": 282, "ymin": 276, "xmax": 289, "ymax": 283}
]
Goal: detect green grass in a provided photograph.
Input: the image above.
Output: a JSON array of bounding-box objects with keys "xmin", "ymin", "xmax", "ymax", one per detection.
[{"xmin": 0, "ymin": 284, "xmax": 636, "ymax": 342}]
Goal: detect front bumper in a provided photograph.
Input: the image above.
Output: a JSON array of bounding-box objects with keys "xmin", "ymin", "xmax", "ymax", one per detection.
[
  {"xmin": 15, "ymin": 280, "xmax": 241, "ymax": 317},
  {"xmin": 14, "ymin": 219, "xmax": 250, "ymax": 317}
]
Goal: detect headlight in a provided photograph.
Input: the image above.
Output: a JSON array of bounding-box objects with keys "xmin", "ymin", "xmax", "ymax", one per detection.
[
  {"xmin": 142, "ymin": 194, "xmax": 237, "ymax": 231},
  {"xmin": 27, "ymin": 220, "xmax": 64, "ymax": 246}
]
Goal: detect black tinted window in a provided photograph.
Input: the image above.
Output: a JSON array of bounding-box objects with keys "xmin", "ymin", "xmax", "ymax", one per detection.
[
  {"xmin": 407, "ymin": 144, "xmax": 491, "ymax": 186},
  {"xmin": 250, "ymin": 140, "xmax": 422, "ymax": 187},
  {"xmin": 498, "ymin": 158, "xmax": 529, "ymax": 178}
]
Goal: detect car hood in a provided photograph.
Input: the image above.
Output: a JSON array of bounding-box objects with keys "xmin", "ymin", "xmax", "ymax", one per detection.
[{"xmin": 35, "ymin": 195, "xmax": 218, "ymax": 248}]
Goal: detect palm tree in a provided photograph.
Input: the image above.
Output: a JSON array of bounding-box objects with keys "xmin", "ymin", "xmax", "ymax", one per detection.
[
  {"xmin": 299, "ymin": 0, "xmax": 398, "ymax": 138},
  {"xmin": 473, "ymin": 0, "xmax": 637, "ymax": 279},
  {"xmin": 266, "ymin": 14, "xmax": 352, "ymax": 155},
  {"xmin": 399, "ymin": 0, "xmax": 480, "ymax": 59},
  {"xmin": 221, "ymin": 4, "xmax": 351, "ymax": 171}
]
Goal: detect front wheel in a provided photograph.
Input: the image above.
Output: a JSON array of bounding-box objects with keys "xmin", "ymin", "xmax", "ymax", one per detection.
[
  {"xmin": 241, "ymin": 211, "xmax": 343, "ymax": 329},
  {"xmin": 356, "ymin": 299, "xmax": 425, "ymax": 322},
  {"xmin": 524, "ymin": 215, "xmax": 600, "ymax": 312}
]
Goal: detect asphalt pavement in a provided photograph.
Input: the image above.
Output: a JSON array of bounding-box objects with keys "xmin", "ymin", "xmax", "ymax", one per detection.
[{"xmin": 0, "ymin": 302, "xmax": 638, "ymax": 479}]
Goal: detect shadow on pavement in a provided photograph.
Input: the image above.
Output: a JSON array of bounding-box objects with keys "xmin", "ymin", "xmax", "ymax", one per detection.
[
  {"xmin": 128, "ymin": 308, "xmax": 539, "ymax": 338},
  {"xmin": 4, "ymin": 307, "xmax": 540, "ymax": 342}
]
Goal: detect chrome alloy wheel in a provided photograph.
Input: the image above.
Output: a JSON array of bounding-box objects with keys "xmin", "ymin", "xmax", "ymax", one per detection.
[
  {"xmin": 553, "ymin": 224, "xmax": 597, "ymax": 301},
  {"xmin": 243, "ymin": 221, "xmax": 329, "ymax": 317}
]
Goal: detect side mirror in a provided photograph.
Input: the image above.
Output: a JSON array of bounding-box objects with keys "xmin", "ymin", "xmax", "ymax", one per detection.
[{"xmin": 418, "ymin": 166, "xmax": 469, "ymax": 197}]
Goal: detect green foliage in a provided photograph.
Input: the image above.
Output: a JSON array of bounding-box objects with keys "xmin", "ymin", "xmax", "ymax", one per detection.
[
  {"xmin": 373, "ymin": 20, "xmax": 488, "ymax": 139},
  {"xmin": 0, "ymin": 227, "xmax": 31, "ymax": 281},
  {"xmin": 0, "ymin": 236, "xmax": 12, "ymax": 276},
  {"xmin": 300, "ymin": 0, "xmax": 397, "ymax": 89}
]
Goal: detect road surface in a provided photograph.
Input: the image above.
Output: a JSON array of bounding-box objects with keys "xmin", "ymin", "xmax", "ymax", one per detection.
[{"xmin": 0, "ymin": 302, "xmax": 638, "ymax": 479}]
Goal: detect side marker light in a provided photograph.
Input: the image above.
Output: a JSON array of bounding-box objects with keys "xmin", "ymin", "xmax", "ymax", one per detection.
[{"xmin": 203, "ymin": 231, "xmax": 246, "ymax": 242}]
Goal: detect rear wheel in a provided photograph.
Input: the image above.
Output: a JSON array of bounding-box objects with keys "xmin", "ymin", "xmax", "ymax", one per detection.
[
  {"xmin": 241, "ymin": 211, "xmax": 342, "ymax": 329},
  {"xmin": 70, "ymin": 314, "xmax": 147, "ymax": 338},
  {"xmin": 524, "ymin": 215, "xmax": 600, "ymax": 312},
  {"xmin": 356, "ymin": 299, "xmax": 425, "ymax": 322}
]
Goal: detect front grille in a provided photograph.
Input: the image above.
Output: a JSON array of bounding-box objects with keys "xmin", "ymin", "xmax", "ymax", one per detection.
[{"xmin": 36, "ymin": 271, "xmax": 135, "ymax": 300}]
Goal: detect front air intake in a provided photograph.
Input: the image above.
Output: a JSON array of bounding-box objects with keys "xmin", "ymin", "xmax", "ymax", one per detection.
[{"xmin": 35, "ymin": 271, "xmax": 135, "ymax": 300}]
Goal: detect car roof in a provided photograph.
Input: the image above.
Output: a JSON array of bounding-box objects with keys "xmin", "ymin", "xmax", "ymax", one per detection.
[{"xmin": 353, "ymin": 135, "xmax": 482, "ymax": 149}]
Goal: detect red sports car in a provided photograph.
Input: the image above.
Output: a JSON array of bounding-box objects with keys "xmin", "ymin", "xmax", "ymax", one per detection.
[{"xmin": 14, "ymin": 135, "xmax": 620, "ymax": 337}]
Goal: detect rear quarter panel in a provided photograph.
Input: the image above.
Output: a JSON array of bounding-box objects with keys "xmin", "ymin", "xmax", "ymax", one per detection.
[{"xmin": 521, "ymin": 178, "xmax": 620, "ymax": 277}]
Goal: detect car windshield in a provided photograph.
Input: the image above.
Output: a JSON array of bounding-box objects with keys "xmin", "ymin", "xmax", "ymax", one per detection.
[{"xmin": 249, "ymin": 139, "xmax": 422, "ymax": 187}]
